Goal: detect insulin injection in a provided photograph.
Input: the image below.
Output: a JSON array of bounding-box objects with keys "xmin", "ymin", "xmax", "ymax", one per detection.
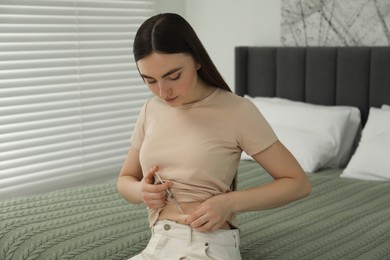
[{"xmin": 155, "ymin": 172, "xmax": 185, "ymax": 213}]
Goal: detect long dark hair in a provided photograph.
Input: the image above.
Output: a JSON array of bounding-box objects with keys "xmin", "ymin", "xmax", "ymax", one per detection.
[{"xmin": 133, "ymin": 13, "xmax": 231, "ymax": 92}]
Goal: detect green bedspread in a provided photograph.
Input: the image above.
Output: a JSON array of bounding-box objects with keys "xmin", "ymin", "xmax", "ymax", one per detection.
[{"xmin": 1, "ymin": 160, "xmax": 389, "ymax": 259}]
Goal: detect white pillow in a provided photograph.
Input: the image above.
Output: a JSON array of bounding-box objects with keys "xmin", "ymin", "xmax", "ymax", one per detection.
[
  {"xmin": 341, "ymin": 108, "xmax": 390, "ymax": 181},
  {"xmin": 274, "ymin": 127, "xmax": 338, "ymax": 171},
  {"xmin": 246, "ymin": 97, "xmax": 361, "ymax": 168},
  {"xmin": 243, "ymin": 96, "xmax": 361, "ymax": 172},
  {"xmin": 382, "ymin": 104, "xmax": 390, "ymax": 110}
]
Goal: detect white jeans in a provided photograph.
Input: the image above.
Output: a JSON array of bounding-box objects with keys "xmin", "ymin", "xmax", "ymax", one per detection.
[{"xmin": 129, "ymin": 220, "xmax": 241, "ymax": 260}]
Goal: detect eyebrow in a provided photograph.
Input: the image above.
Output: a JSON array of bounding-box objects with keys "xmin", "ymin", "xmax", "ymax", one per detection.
[{"xmin": 141, "ymin": 67, "xmax": 182, "ymax": 80}]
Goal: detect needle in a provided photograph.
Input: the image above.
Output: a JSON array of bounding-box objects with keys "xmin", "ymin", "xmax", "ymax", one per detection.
[{"xmin": 155, "ymin": 172, "xmax": 185, "ymax": 214}]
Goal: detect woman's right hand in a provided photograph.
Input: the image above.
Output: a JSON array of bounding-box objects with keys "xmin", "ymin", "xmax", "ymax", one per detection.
[{"xmin": 140, "ymin": 165, "xmax": 172, "ymax": 209}]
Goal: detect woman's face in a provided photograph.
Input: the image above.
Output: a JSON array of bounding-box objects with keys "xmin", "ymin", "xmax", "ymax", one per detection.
[{"xmin": 137, "ymin": 52, "xmax": 205, "ymax": 107}]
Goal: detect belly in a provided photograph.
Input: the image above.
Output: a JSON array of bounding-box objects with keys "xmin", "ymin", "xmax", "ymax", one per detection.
[{"xmin": 158, "ymin": 201, "xmax": 231, "ymax": 229}]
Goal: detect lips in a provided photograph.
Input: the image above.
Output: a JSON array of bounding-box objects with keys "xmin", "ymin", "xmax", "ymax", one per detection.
[{"xmin": 164, "ymin": 97, "xmax": 178, "ymax": 103}]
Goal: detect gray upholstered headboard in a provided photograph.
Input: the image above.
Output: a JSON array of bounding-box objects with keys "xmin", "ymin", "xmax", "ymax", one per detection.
[{"xmin": 235, "ymin": 47, "xmax": 390, "ymax": 125}]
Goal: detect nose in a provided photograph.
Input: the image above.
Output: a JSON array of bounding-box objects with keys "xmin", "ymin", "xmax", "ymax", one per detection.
[{"xmin": 158, "ymin": 83, "xmax": 172, "ymax": 98}]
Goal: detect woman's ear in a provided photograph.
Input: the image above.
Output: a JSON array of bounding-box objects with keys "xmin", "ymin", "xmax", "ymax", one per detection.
[{"xmin": 196, "ymin": 63, "xmax": 201, "ymax": 70}]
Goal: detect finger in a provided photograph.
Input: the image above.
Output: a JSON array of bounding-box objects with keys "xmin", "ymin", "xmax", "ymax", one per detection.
[
  {"xmin": 143, "ymin": 165, "xmax": 159, "ymax": 184},
  {"xmin": 195, "ymin": 221, "xmax": 218, "ymax": 233},
  {"xmin": 146, "ymin": 197, "xmax": 166, "ymax": 208},
  {"xmin": 143, "ymin": 181, "xmax": 172, "ymax": 194},
  {"xmin": 193, "ymin": 215, "xmax": 223, "ymax": 232},
  {"xmin": 201, "ymin": 221, "xmax": 223, "ymax": 232},
  {"xmin": 142, "ymin": 192, "xmax": 167, "ymax": 208},
  {"xmin": 188, "ymin": 213, "xmax": 208, "ymax": 229},
  {"xmin": 142, "ymin": 189, "xmax": 166, "ymax": 200},
  {"xmin": 185, "ymin": 206, "xmax": 205, "ymax": 225},
  {"xmin": 196, "ymin": 222, "xmax": 213, "ymax": 232}
]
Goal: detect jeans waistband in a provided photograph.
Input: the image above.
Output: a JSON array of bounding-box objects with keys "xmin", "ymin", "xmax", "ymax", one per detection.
[{"xmin": 152, "ymin": 220, "xmax": 240, "ymax": 247}]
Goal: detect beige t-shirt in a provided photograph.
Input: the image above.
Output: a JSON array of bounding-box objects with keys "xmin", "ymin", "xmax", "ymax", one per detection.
[{"xmin": 131, "ymin": 88, "xmax": 278, "ymax": 228}]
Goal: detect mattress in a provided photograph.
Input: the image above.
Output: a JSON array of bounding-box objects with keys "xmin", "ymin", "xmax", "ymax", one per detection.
[
  {"xmin": 237, "ymin": 161, "xmax": 390, "ymax": 260},
  {"xmin": 1, "ymin": 160, "xmax": 389, "ymax": 259}
]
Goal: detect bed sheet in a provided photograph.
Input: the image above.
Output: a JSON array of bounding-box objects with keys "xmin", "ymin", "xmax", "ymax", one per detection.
[{"xmin": 1, "ymin": 161, "xmax": 389, "ymax": 259}]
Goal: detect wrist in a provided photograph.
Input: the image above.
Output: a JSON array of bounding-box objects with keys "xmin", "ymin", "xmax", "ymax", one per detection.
[
  {"xmin": 118, "ymin": 176, "xmax": 143, "ymax": 204},
  {"xmin": 225, "ymin": 191, "xmax": 239, "ymax": 214}
]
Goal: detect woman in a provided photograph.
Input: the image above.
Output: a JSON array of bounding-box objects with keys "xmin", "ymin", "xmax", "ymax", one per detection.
[{"xmin": 118, "ymin": 13, "xmax": 311, "ymax": 260}]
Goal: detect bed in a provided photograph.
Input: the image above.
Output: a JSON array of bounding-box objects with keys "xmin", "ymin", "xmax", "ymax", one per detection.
[{"xmin": 1, "ymin": 46, "xmax": 390, "ymax": 260}]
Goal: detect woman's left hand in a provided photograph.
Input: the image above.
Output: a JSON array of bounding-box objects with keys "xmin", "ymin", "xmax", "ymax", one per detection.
[{"xmin": 185, "ymin": 194, "xmax": 233, "ymax": 232}]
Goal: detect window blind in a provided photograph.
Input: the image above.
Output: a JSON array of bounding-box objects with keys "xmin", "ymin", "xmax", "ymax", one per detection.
[{"xmin": 0, "ymin": 0, "xmax": 156, "ymax": 199}]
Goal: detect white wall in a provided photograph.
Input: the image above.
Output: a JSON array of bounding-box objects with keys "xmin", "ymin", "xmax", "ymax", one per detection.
[
  {"xmin": 157, "ymin": 0, "xmax": 186, "ymax": 16},
  {"xmin": 159, "ymin": 0, "xmax": 281, "ymax": 91}
]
